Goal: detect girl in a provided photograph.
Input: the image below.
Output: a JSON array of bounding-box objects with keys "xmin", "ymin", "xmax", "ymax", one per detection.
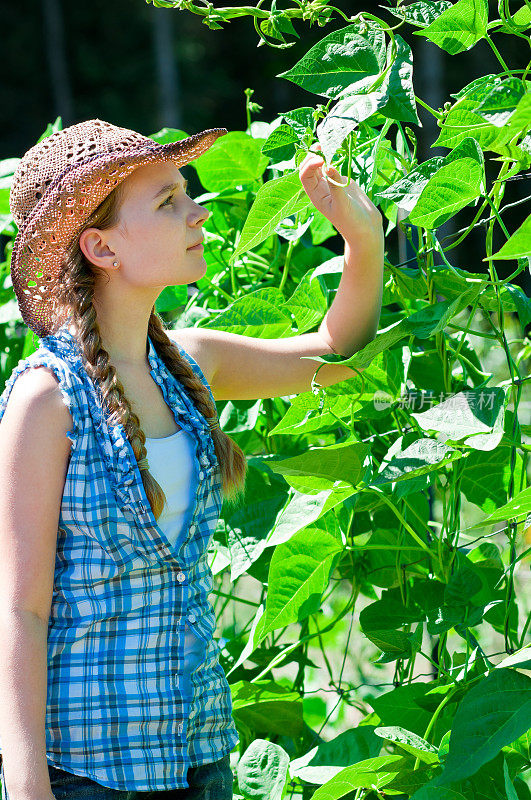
[{"xmin": 0, "ymin": 118, "xmax": 384, "ymax": 799}]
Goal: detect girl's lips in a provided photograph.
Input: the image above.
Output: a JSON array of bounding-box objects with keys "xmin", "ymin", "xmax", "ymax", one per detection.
[{"xmin": 187, "ymin": 242, "xmax": 204, "ymax": 251}]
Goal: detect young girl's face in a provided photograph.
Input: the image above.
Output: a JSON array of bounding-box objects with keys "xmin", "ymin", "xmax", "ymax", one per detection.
[{"xmin": 82, "ymin": 160, "xmax": 210, "ymax": 291}]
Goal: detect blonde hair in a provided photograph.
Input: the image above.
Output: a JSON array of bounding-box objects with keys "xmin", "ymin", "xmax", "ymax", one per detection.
[{"xmin": 54, "ymin": 179, "xmax": 247, "ymax": 518}]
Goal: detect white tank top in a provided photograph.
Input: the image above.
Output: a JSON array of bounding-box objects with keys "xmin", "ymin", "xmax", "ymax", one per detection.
[{"xmin": 144, "ymin": 428, "xmax": 206, "ymax": 700}]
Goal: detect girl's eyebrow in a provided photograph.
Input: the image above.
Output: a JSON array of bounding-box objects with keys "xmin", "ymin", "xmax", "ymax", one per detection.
[{"xmin": 152, "ymin": 179, "xmax": 188, "ymax": 200}]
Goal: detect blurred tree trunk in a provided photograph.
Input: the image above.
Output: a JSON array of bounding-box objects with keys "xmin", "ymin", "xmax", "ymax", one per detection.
[
  {"xmin": 150, "ymin": 7, "xmax": 181, "ymax": 129},
  {"xmin": 42, "ymin": 0, "xmax": 73, "ymax": 125}
]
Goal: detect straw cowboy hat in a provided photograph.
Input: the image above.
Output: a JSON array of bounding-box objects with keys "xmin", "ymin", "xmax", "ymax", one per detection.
[{"xmin": 9, "ymin": 118, "xmax": 227, "ymax": 337}]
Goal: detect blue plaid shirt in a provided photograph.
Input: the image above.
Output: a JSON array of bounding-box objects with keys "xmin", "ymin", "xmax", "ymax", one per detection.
[{"xmin": 0, "ymin": 322, "xmax": 239, "ymax": 791}]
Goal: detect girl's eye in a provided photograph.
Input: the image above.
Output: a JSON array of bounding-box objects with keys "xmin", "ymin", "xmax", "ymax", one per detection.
[{"xmin": 160, "ymin": 193, "xmax": 175, "ymax": 208}]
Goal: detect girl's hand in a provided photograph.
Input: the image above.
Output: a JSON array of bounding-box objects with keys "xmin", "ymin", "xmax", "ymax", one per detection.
[{"xmin": 298, "ymin": 143, "xmax": 383, "ymax": 243}]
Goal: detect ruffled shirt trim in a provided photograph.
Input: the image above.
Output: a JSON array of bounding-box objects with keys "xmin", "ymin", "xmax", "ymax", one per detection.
[{"xmin": 39, "ymin": 322, "xmax": 219, "ymax": 566}]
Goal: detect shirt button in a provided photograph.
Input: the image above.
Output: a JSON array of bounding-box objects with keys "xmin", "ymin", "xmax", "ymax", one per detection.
[
  {"xmin": 177, "ymin": 722, "xmax": 184, "ymax": 734},
  {"xmin": 198, "ymin": 471, "xmax": 205, "ymax": 480},
  {"xmin": 177, "ymin": 572, "xmax": 186, "ymax": 583},
  {"xmin": 187, "ymin": 614, "xmax": 196, "ymax": 623}
]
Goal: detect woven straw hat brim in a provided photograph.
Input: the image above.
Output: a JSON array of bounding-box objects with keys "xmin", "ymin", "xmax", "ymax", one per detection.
[{"xmin": 10, "ymin": 127, "xmax": 227, "ymax": 338}]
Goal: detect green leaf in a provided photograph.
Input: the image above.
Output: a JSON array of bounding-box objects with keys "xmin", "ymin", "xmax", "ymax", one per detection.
[
  {"xmin": 317, "ymin": 89, "xmax": 391, "ymax": 165},
  {"xmin": 305, "ymin": 286, "xmax": 483, "ymax": 374},
  {"xmin": 255, "ymin": 516, "xmax": 343, "ymax": 641},
  {"xmin": 377, "ymin": 136, "xmax": 484, "ymax": 227},
  {"xmin": 387, "ymin": 1, "xmax": 453, "ymax": 28},
  {"xmin": 485, "ymin": 212, "xmax": 531, "ymax": 261},
  {"xmin": 475, "ymin": 77, "xmax": 527, "ymax": 127},
  {"xmin": 289, "ymin": 727, "xmax": 382, "ymax": 785},
  {"xmin": 231, "ymin": 171, "xmax": 311, "ymax": 262},
  {"xmin": 406, "ymin": 138, "xmax": 485, "ymax": 229},
  {"xmin": 461, "ymin": 443, "xmax": 524, "ymax": 515},
  {"xmin": 374, "ymin": 726, "xmax": 440, "ymax": 765},
  {"xmin": 369, "ymin": 436, "xmax": 464, "ymax": 489},
  {"xmin": 411, "ymin": 387, "xmax": 506, "ymax": 451},
  {"xmin": 193, "ymin": 130, "xmax": 269, "ymax": 191},
  {"xmin": 261, "ymin": 124, "xmax": 299, "ymax": 163},
  {"xmin": 378, "ymin": 35, "xmax": 421, "ymax": 125},
  {"xmin": 200, "ymin": 287, "xmax": 293, "ymax": 337},
  {"xmin": 310, "ymin": 755, "xmax": 410, "ymax": 799},
  {"xmin": 282, "ymin": 269, "xmax": 328, "ymax": 333},
  {"xmin": 504, "ymin": 758, "xmax": 521, "ymax": 800},
  {"xmin": 434, "ymin": 668, "xmax": 531, "ymax": 786},
  {"xmin": 231, "ymin": 680, "xmax": 304, "ymax": 738},
  {"xmin": 444, "ymin": 565, "xmax": 483, "ymax": 606},
  {"xmin": 467, "ymin": 484, "xmax": 531, "ymax": 530},
  {"xmin": 410, "ymin": 787, "xmax": 467, "ymax": 799},
  {"xmin": 266, "ymin": 441, "xmax": 371, "ymax": 489},
  {"xmin": 433, "ymin": 75, "xmax": 517, "ymax": 151},
  {"xmin": 277, "ymin": 22, "xmax": 387, "ymax": 99},
  {"xmin": 413, "ymin": 0, "xmax": 489, "ymax": 54},
  {"xmin": 237, "ymin": 738, "xmax": 290, "ymax": 800}
]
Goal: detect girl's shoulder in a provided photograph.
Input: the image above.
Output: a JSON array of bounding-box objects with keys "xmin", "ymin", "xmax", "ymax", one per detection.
[{"xmin": 0, "ymin": 345, "xmax": 86, "ymax": 453}]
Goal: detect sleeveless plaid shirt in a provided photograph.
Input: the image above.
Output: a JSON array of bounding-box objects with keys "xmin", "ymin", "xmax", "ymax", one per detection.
[{"xmin": 0, "ymin": 322, "xmax": 239, "ymax": 791}]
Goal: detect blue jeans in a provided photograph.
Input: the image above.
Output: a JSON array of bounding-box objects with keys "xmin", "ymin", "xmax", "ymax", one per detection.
[{"xmin": 1, "ymin": 755, "xmax": 233, "ymax": 799}]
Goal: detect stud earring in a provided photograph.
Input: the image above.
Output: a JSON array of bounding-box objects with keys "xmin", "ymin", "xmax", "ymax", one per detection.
[{"xmin": 112, "ymin": 261, "xmax": 119, "ymax": 267}]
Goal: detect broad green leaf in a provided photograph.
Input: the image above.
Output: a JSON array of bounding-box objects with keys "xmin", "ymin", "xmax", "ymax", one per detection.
[
  {"xmin": 505, "ymin": 93, "xmax": 531, "ymax": 134},
  {"xmin": 193, "ymin": 130, "xmax": 269, "ymax": 191},
  {"xmin": 310, "ymin": 755, "xmax": 410, "ymax": 799},
  {"xmin": 261, "ymin": 124, "xmax": 299, "ymax": 163},
  {"xmin": 411, "ymin": 387, "xmax": 506, "ymax": 451},
  {"xmin": 256, "ymin": 517, "xmax": 343, "ymax": 641},
  {"xmin": 289, "ymin": 728, "xmax": 382, "ymax": 785},
  {"xmin": 231, "ymin": 171, "xmax": 311, "ymax": 261},
  {"xmin": 377, "ymin": 137, "xmax": 484, "ymax": 225},
  {"xmin": 461, "ymin": 444, "xmax": 524, "ymax": 515},
  {"xmin": 434, "ymin": 76, "xmax": 517, "ymax": 151},
  {"xmin": 277, "ymin": 22, "xmax": 387, "ymax": 99},
  {"xmin": 444, "ymin": 564, "xmax": 483, "ymax": 606},
  {"xmin": 317, "ymin": 89, "xmax": 390, "ymax": 164},
  {"xmin": 282, "ymin": 268, "xmax": 328, "ymax": 333},
  {"xmin": 434, "ymin": 668, "xmax": 531, "ymax": 786},
  {"xmin": 387, "ymin": 1, "xmax": 453, "ymax": 27},
  {"xmin": 413, "ymin": 0, "xmax": 488, "ymax": 54},
  {"xmin": 378, "ymin": 35, "xmax": 420, "ymax": 125},
  {"xmin": 405, "ymin": 138, "xmax": 484, "ymax": 225},
  {"xmin": 266, "ymin": 441, "xmax": 371, "ymax": 488},
  {"xmin": 374, "ymin": 726, "xmax": 440, "ymax": 765},
  {"xmin": 475, "ymin": 77, "xmax": 527, "ymax": 127},
  {"xmin": 360, "ymin": 588, "xmax": 423, "ymax": 633},
  {"xmin": 231, "ymin": 681, "xmax": 304, "ymax": 737},
  {"xmin": 368, "ymin": 436, "xmax": 464, "ymax": 489},
  {"xmin": 407, "ymin": 151, "xmax": 485, "ymax": 229},
  {"xmin": 155, "ymin": 284, "xmax": 187, "ymax": 313},
  {"xmin": 200, "ymin": 287, "xmax": 293, "ymax": 337},
  {"xmin": 280, "ymin": 106, "xmax": 316, "ymax": 137},
  {"xmin": 375, "ymin": 156, "xmax": 445, "ymax": 214},
  {"xmin": 485, "ymin": 212, "xmax": 531, "ymax": 261},
  {"xmin": 268, "ymin": 388, "xmax": 356, "ymax": 437},
  {"xmin": 237, "ymin": 739, "xmax": 290, "ymax": 800},
  {"xmin": 360, "ymin": 592, "xmax": 422, "ymax": 656},
  {"xmin": 466, "ymin": 484, "xmax": 531, "ymax": 530},
  {"xmin": 266, "ymin": 484, "xmax": 358, "ymax": 547}
]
